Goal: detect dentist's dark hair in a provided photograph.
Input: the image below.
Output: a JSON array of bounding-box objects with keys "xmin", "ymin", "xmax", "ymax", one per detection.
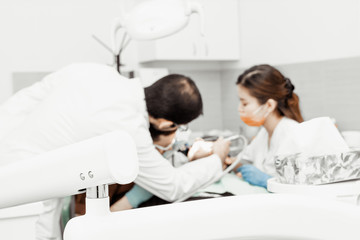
[
  {"xmin": 236, "ymin": 64, "xmax": 304, "ymax": 123},
  {"xmin": 145, "ymin": 74, "xmax": 203, "ymax": 124}
]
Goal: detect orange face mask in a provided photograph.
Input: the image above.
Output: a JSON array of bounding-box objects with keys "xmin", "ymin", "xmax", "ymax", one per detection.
[{"xmin": 240, "ymin": 105, "xmax": 269, "ymax": 127}]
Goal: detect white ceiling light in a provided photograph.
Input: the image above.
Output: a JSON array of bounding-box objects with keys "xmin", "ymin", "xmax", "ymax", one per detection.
[{"xmin": 111, "ymin": 0, "xmax": 204, "ymax": 54}]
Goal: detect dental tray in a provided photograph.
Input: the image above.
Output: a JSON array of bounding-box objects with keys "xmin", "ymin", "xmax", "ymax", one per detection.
[{"xmin": 274, "ymin": 151, "xmax": 360, "ymax": 185}]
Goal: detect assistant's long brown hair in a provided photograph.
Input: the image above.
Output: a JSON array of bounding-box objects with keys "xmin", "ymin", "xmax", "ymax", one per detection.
[{"xmin": 236, "ymin": 64, "xmax": 304, "ymax": 123}]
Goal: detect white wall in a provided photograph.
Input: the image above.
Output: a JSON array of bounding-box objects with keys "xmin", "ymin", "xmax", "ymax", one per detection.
[
  {"xmin": 221, "ymin": 57, "xmax": 360, "ymax": 132},
  {"xmin": 222, "ymin": 0, "xmax": 360, "ymax": 69},
  {"xmin": 0, "ymin": 0, "xmax": 139, "ymax": 102},
  {"xmin": 217, "ymin": 0, "xmax": 360, "ymax": 132}
]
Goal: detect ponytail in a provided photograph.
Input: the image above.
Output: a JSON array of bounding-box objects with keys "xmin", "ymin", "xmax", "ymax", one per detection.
[{"xmin": 278, "ymin": 93, "xmax": 304, "ymax": 123}]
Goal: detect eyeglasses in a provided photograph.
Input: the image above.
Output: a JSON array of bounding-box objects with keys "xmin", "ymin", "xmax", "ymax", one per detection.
[
  {"xmin": 169, "ymin": 123, "xmax": 189, "ymax": 132},
  {"xmin": 152, "ymin": 122, "xmax": 189, "ymax": 132}
]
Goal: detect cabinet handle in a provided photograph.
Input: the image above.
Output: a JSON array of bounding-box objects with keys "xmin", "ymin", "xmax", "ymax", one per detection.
[
  {"xmin": 204, "ymin": 42, "xmax": 209, "ymax": 56},
  {"xmin": 193, "ymin": 43, "xmax": 197, "ymax": 56}
]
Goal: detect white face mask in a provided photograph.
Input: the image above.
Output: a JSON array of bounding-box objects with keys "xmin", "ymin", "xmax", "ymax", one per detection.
[
  {"xmin": 156, "ymin": 139, "xmax": 189, "ymax": 160},
  {"xmin": 154, "ymin": 138, "xmax": 176, "ymax": 151}
]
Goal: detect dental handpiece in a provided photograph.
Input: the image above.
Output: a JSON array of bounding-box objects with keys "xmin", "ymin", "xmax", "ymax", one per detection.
[{"xmin": 225, "ymin": 135, "xmax": 242, "ymax": 141}]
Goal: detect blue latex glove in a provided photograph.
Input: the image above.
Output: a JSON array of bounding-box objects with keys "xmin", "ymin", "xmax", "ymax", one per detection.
[{"xmin": 237, "ymin": 165, "xmax": 271, "ymax": 189}]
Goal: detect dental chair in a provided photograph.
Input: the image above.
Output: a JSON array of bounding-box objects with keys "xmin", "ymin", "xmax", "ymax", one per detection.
[
  {"xmin": 0, "ymin": 202, "xmax": 44, "ymax": 239},
  {"xmin": 92, "ymin": 193, "xmax": 360, "ymax": 240},
  {"xmin": 268, "ymin": 177, "xmax": 360, "ymax": 205}
]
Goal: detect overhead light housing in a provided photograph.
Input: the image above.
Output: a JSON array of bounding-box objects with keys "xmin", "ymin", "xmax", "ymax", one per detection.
[{"xmin": 111, "ymin": 0, "xmax": 204, "ymax": 53}]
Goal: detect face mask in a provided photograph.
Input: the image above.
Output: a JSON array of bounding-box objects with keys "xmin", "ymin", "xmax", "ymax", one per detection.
[
  {"xmin": 155, "ymin": 139, "xmax": 175, "ymax": 160},
  {"xmin": 240, "ymin": 105, "xmax": 269, "ymax": 127},
  {"xmin": 154, "ymin": 138, "xmax": 176, "ymax": 152},
  {"xmin": 157, "ymin": 139, "xmax": 178, "ymax": 160},
  {"xmin": 156, "ymin": 139, "xmax": 188, "ymax": 160}
]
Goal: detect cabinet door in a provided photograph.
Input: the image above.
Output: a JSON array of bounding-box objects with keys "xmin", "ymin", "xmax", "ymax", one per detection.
[
  {"xmin": 137, "ymin": 0, "xmax": 239, "ymax": 62},
  {"xmin": 199, "ymin": 0, "xmax": 239, "ymax": 60}
]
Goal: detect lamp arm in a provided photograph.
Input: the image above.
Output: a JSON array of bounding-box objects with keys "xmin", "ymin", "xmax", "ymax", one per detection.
[{"xmin": 111, "ymin": 17, "xmax": 123, "ymax": 55}]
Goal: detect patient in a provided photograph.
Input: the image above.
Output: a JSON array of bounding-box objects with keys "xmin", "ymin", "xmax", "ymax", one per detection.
[{"xmin": 110, "ymin": 126, "xmax": 216, "ymax": 211}]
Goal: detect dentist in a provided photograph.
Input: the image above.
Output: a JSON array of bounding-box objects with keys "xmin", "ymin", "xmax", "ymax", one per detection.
[
  {"xmin": 235, "ymin": 64, "xmax": 304, "ymax": 189},
  {"xmin": 0, "ymin": 63, "xmax": 229, "ymax": 240}
]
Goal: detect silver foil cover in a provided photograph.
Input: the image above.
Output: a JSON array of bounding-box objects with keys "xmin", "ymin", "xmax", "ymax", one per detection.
[{"xmin": 274, "ymin": 151, "xmax": 360, "ymax": 185}]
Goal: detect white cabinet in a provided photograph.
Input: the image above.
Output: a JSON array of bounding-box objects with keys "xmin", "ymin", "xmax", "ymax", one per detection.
[
  {"xmin": 137, "ymin": 0, "xmax": 239, "ymax": 62},
  {"xmin": 237, "ymin": 0, "xmax": 360, "ymax": 67}
]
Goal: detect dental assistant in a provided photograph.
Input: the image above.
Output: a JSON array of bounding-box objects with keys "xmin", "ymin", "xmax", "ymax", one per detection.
[{"xmin": 235, "ymin": 64, "xmax": 304, "ymax": 189}]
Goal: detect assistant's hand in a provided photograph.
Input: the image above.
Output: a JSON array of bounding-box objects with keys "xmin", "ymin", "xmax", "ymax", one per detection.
[{"xmin": 236, "ymin": 165, "xmax": 271, "ymax": 189}]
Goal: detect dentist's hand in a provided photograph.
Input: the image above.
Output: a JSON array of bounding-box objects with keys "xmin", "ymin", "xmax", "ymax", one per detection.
[
  {"xmin": 212, "ymin": 137, "xmax": 230, "ymax": 168},
  {"xmin": 237, "ymin": 165, "xmax": 271, "ymax": 189},
  {"xmin": 187, "ymin": 139, "xmax": 213, "ymax": 161}
]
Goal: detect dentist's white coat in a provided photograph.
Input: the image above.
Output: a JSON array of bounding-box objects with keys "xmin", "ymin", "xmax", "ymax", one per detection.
[{"xmin": 0, "ymin": 63, "xmax": 222, "ymax": 240}]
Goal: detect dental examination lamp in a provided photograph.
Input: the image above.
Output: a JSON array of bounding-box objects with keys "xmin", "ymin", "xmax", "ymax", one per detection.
[
  {"xmin": 110, "ymin": 0, "xmax": 204, "ymax": 72},
  {"xmin": 0, "ymin": 131, "xmax": 139, "ymax": 240}
]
